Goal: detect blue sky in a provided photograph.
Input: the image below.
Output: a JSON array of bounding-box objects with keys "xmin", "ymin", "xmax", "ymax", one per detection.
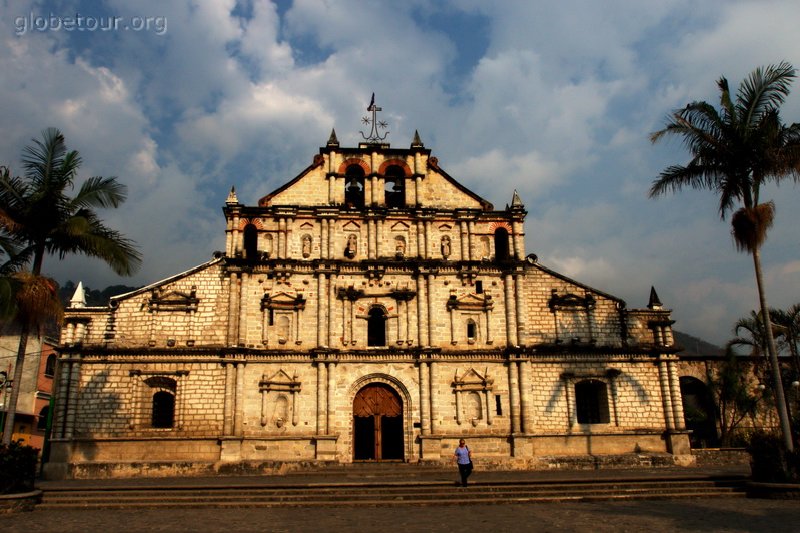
[{"xmin": 1, "ymin": 0, "xmax": 799, "ymax": 345}]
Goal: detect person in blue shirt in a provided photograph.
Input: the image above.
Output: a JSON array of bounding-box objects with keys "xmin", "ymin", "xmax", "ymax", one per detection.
[{"xmin": 453, "ymin": 438, "xmax": 473, "ymax": 487}]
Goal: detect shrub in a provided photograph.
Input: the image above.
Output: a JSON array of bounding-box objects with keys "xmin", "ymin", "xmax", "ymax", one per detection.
[
  {"xmin": 747, "ymin": 431, "xmax": 800, "ymax": 483},
  {"xmin": 0, "ymin": 441, "xmax": 39, "ymax": 494}
]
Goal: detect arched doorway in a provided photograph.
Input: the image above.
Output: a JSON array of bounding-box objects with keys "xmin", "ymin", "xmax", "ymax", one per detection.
[
  {"xmin": 680, "ymin": 376, "xmax": 719, "ymax": 448},
  {"xmin": 353, "ymin": 383, "xmax": 404, "ymax": 461}
]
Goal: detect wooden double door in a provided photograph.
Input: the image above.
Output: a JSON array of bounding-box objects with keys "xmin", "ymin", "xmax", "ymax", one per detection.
[{"xmin": 353, "ymin": 383, "xmax": 404, "ymax": 461}]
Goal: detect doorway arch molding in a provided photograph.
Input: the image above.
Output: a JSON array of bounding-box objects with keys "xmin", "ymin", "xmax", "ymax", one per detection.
[{"xmin": 348, "ymin": 373, "xmax": 414, "ymax": 461}]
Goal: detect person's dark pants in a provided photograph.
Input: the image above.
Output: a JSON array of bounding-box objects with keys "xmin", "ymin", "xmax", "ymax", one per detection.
[{"xmin": 458, "ymin": 463, "xmax": 472, "ymax": 486}]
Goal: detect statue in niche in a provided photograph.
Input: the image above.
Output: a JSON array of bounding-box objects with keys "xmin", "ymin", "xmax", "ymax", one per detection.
[
  {"xmin": 264, "ymin": 234, "xmax": 274, "ymax": 258},
  {"xmin": 302, "ymin": 234, "xmax": 312, "ymax": 258},
  {"xmin": 345, "ymin": 234, "xmax": 358, "ymax": 258},
  {"xmin": 441, "ymin": 235, "xmax": 451, "ymax": 258},
  {"xmin": 395, "ymin": 236, "xmax": 406, "ymax": 258},
  {"xmin": 481, "ymin": 236, "xmax": 491, "ymax": 259}
]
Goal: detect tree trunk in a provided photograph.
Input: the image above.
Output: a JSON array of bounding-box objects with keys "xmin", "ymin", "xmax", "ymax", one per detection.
[
  {"xmin": 752, "ymin": 247, "xmax": 794, "ymax": 451},
  {"xmin": 1, "ymin": 326, "xmax": 30, "ymax": 445}
]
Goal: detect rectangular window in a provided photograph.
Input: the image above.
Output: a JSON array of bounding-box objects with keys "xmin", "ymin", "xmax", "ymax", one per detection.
[
  {"xmin": 475, "ymin": 281, "xmax": 483, "ymax": 294},
  {"xmin": 495, "ymin": 394, "xmax": 503, "ymax": 415}
]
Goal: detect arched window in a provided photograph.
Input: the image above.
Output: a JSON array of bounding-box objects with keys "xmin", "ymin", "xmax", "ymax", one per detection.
[
  {"xmin": 367, "ymin": 307, "xmax": 387, "ymax": 347},
  {"xmin": 384, "ymin": 165, "xmax": 405, "ymax": 208},
  {"xmin": 44, "ymin": 354, "xmax": 56, "ymax": 377},
  {"xmin": 575, "ymin": 379, "xmax": 610, "ymax": 424},
  {"xmin": 151, "ymin": 391, "xmax": 175, "ymax": 428},
  {"xmin": 37, "ymin": 405, "xmax": 49, "ymax": 431},
  {"xmin": 344, "ymin": 165, "xmax": 365, "ymax": 209},
  {"xmin": 494, "ymin": 227, "xmax": 510, "ymax": 262},
  {"xmin": 243, "ymin": 224, "xmax": 258, "ymax": 260}
]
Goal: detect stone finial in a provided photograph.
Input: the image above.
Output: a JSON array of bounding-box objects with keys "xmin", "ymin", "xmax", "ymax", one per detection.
[
  {"xmin": 411, "ymin": 130, "xmax": 424, "ymax": 148},
  {"xmin": 327, "ymin": 129, "xmax": 339, "ymax": 147},
  {"xmin": 70, "ymin": 281, "xmax": 86, "ymax": 308},
  {"xmin": 226, "ymin": 186, "xmax": 239, "ymax": 205},
  {"xmin": 511, "ymin": 189, "xmax": 524, "ymax": 208},
  {"xmin": 648, "ymin": 286, "xmax": 663, "ymax": 310}
]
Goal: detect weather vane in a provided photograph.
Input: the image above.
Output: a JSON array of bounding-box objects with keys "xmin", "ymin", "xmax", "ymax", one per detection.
[{"xmin": 360, "ymin": 93, "xmax": 389, "ymax": 143}]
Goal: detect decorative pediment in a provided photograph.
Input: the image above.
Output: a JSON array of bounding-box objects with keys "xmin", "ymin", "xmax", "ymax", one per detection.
[
  {"xmin": 548, "ymin": 290, "xmax": 595, "ymax": 311},
  {"xmin": 299, "ymin": 221, "xmax": 314, "ymax": 229},
  {"xmin": 438, "ymin": 223, "xmax": 453, "ymax": 231},
  {"xmin": 259, "ymin": 369, "xmax": 301, "ymax": 393},
  {"xmin": 147, "ymin": 287, "xmax": 199, "ymax": 313},
  {"xmin": 261, "ymin": 291, "xmax": 306, "ymax": 311},
  {"xmin": 342, "ymin": 220, "xmax": 361, "ymax": 231},
  {"xmin": 447, "ymin": 293, "xmax": 493, "ymax": 311},
  {"xmin": 390, "ymin": 221, "xmax": 410, "ymax": 231},
  {"xmin": 453, "ymin": 368, "xmax": 494, "ymax": 392}
]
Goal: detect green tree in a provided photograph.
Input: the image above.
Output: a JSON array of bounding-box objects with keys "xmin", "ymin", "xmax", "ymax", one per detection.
[
  {"xmin": 650, "ymin": 62, "xmax": 800, "ymax": 451},
  {"xmin": 0, "ymin": 128, "xmax": 140, "ymax": 445}
]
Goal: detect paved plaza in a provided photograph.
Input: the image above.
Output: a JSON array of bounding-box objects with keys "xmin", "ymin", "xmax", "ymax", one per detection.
[{"xmin": 3, "ymin": 497, "xmax": 799, "ymax": 532}]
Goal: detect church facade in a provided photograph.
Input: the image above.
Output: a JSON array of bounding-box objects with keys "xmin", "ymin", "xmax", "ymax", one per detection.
[{"xmin": 46, "ymin": 116, "xmax": 690, "ymax": 479}]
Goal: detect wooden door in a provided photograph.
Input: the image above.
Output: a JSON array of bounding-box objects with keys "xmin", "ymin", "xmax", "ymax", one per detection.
[{"xmin": 353, "ymin": 384, "xmax": 403, "ymax": 461}]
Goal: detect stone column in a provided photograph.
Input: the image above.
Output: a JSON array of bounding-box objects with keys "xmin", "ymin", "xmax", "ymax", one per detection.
[
  {"xmin": 227, "ymin": 273, "xmax": 240, "ymax": 347},
  {"xmin": 64, "ymin": 360, "xmax": 80, "ymax": 439},
  {"xmin": 316, "ymin": 362, "xmax": 325, "ymax": 434},
  {"xmin": 327, "ymin": 275, "xmax": 335, "ymax": 347},
  {"xmin": 508, "ymin": 361, "xmax": 520, "ymax": 434},
  {"xmin": 657, "ymin": 359, "xmax": 675, "ymax": 431},
  {"xmin": 519, "ymin": 360, "xmax": 533, "ymax": 433},
  {"xmin": 415, "ymin": 176, "xmax": 422, "ymax": 207},
  {"xmin": 668, "ymin": 360, "xmax": 685, "ymax": 430},
  {"xmin": 416, "ymin": 275, "xmax": 426, "ymax": 347},
  {"xmin": 326, "ymin": 362, "xmax": 336, "ymax": 434},
  {"xmin": 424, "ymin": 220, "xmax": 431, "ymax": 259},
  {"xmin": 429, "ymin": 361, "xmax": 439, "ymax": 434},
  {"xmin": 417, "ymin": 220, "xmax": 425, "ymax": 257},
  {"xmin": 468, "ymin": 221, "xmax": 476, "ymax": 261},
  {"xmin": 321, "ymin": 219, "xmax": 328, "ymax": 259},
  {"xmin": 514, "ymin": 274, "xmax": 524, "ymax": 345},
  {"xmin": 223, "ymin": 362, "xmax": 235, "ymax": 436},
  {"xmin": 512, "ymin": 219, "xmax": 524, "ymax": 259},
  {"xmin": 504, "ymin": 274, "xmax": 517, "ymax": 346},
  {"xmin": 233, "ymin": 361, "xmax": 244, "ymax": 437},
  {"xmin": 419, "ymin": 361, "xmax": 430, "ymax": 435},
  {"xmin": 426, "ymin": 274, "xmax": 434, "ymax": 347},
  {"xmin": 460, "ymin": 221, "xmax": 468, "ymax": 261},
  {"xmin": 316, "ymin": 274, "xmax": 324, "ymax": 347},
  {"xmin": 284, "ymin": 217, "xmax": 292, "ymax": 257}
]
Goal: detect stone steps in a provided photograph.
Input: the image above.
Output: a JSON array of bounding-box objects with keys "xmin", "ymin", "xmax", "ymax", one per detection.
[{"xmin": 38, "ymin": 478, "xmax": 747, "ymax": 509}]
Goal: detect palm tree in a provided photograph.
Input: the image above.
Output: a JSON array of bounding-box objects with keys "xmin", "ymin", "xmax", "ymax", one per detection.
[
  {"xmin": 0, "ymin": 128, "xmax": 140, "ymax": 445},
  {"xmin": 771, "ymin": 303, "xmax": 800, "ymax": 378},
  {"xmin": 650, "ymin": 62, "xmax": 800, "ymax": 451}
]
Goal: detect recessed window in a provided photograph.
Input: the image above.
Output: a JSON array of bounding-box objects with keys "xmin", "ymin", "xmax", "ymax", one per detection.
[
  {"xmin": 37, "ymin": 406, "xmax": 49, "ymax": 431},
  {"xmin": 495, "ymin": 395, "xmax": 503, "ymax": 416},
  {"xmin": 575, "ymin": 379, "xmax": 610, "ymax": 424},
  {"xmin": 367, "ymin": 307, "xmax": 387, "ymax": 347},
  {"xmin": 44, "ymin": 354, "xmax": 56, "ymax": 377},
  {"xmin": 466, "ymin": 319, "xmax": 477, "ymax": 342},
  {"xmin": 151, "ymin": 391, "xmax": 175, "ymax": 428},
  {"xmin": 475, "ymin": 281, "xmax": 483, "ymax": 294}
]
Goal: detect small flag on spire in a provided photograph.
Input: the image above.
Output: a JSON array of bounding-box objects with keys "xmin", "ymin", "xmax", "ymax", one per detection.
[{"xmin": 368, "ymin": 92, "xmax": 375, "ymax": 110}]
